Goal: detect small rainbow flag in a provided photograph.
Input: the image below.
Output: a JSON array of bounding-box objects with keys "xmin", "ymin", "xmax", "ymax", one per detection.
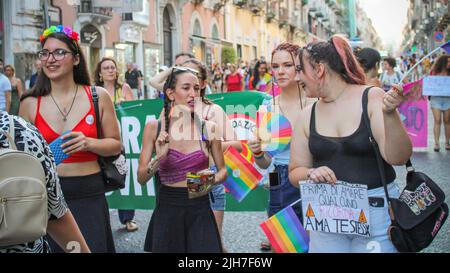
[
  {"xmin": 260, "ymin": 206, "xmax": 309, "ymax": 253},
  {"xmin": 223, "ymin": 146, "xmax": 262, "ymax": 202},
  {"xmin": 240, "ymin": 141, "xmax": 254, "ymax": 164}
]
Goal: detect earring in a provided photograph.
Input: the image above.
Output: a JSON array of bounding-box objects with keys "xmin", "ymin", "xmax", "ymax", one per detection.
[{"xmin": 99, "ymin": 75, "xmax": 103, "ymax": 82}]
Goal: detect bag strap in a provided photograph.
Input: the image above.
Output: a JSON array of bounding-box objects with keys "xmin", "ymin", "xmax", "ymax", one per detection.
[
  {"xmin": 361, "ymin": 87, "xmax": 392, "ymax": 204},
  {"xmin": 91, "ymin": 86, "xmax": 102, "ymax": 139},
  {"xmin": 362, "ymin": 87, "xmax": 413, "ymax": 217}
]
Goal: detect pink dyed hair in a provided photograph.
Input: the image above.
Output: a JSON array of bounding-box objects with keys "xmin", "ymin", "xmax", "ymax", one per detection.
[{"xmin": 330, "ymin": 35, "xmax": 366, "ymax": 85}]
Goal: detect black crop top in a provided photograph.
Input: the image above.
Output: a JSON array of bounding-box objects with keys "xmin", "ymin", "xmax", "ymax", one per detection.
[{"xmin": 308, "ymin": 89, "xmax": 396, "ymax": 189}]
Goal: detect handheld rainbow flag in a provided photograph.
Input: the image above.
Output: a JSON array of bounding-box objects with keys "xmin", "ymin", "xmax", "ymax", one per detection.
[
  {"xmin": 256, "ymin": 111, "xmax": 292, "ymax": 153},
  {"xmin": 240, "ymin": 141, "xmax": 255, "ymax": 164},
  {"xmin": 260, "ymin": 206, "xmax": 310, "ymax": 253},
  {"xmin": 223, "ymin": 146, "xmax": 262, "ymax": 202}
]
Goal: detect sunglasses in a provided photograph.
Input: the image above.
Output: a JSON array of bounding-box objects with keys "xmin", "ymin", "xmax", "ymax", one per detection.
[
  {"xmin": 165, "ymin": 66, "xmax": 200, "ymax": 88},
  {"xmin": 173, "ymin": 66, "xmax": 199, "ymax": 75}
]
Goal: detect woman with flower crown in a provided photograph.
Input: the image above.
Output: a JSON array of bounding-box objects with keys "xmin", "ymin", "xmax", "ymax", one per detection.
[{"xmin": 20, "ymin": 25, "xmax": 121, "ymax": 253}]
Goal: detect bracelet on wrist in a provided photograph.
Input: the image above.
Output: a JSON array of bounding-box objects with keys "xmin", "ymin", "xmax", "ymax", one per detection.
[
  {"xmin": 147, "ymin": 158, "xmax": 160, "ymax": 175},
  {"xmin": 253, "ymin": 151, "xmax": 265, "ymax": 159}
]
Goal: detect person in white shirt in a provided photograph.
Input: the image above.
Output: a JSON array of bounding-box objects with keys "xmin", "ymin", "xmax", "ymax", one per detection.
[
  {"xmin": 379, "ymin": 57, "xmax": 407, "ymax": 91},
  {"xmin": 0, "ymin": 58, "xmax": 12, "ymax": 112}
]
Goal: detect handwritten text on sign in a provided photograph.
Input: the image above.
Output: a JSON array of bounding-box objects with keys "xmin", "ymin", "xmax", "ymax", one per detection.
[
  {"xmin": 299, "ymin": 181, "xmax": 371, "ymax": 237},
  {"xmin": 423, "ymin": 76, "xmax": 450, "ymax": 96}
]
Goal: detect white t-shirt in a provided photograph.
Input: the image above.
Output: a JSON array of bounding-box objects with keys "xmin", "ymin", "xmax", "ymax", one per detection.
[
  {"xmin": 380, "ymin": 71, "xmax": 403, "ymax": 91},
  {"xmin": 0, "ymin": 73, "xmax": 12, "ymax": 111}
]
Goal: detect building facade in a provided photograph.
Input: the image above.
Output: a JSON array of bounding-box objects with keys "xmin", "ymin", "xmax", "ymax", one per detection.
[
  {"xmin": 401, "ymin": 0, "xmax": 449, "ymax": 55},
  {"xmin": 0, "ymin": 0, "xmax": 45, "ymax": 85},
  {"xmin": 0, "ymin": 0, "xmax": 382, "ymax": 90}
]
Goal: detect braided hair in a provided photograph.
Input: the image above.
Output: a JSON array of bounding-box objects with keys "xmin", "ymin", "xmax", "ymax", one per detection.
[
  {"xmin": 271, "ymin": 42, "xmax": 305, "ymax": 109},
  {"xmin": 299, "ymin": 35, "xmax": 366, "ymax": 85}
]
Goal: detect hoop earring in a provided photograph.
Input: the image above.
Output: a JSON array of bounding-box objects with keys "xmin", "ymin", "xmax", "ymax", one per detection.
[{"xmin": 99, "ymin": 75, "xmax": 103, "ymax": 82}]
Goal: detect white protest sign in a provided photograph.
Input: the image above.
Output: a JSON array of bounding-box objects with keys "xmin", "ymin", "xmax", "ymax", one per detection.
[
  {"xmin": 299, "ymin": 181, "xmax": 371, "ymax": 237},
  {"xmin": 423, "ymin": 76, "xmax": 450, "ymax": 96}
]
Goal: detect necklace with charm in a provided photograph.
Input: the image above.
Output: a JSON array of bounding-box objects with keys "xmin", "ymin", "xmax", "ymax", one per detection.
[{"xmin": 50, "ymin": 85, "xmax": 79, "ymax": 122}]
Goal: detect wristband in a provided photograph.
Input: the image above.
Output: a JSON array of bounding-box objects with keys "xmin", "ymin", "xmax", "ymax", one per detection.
[
  {"xmin": 253, "ymin": 151, "xmax": 265, "ymax": 159},
  {"xmin": 147, "ymin": 158, "xmax": 160, "ymax": 175}
]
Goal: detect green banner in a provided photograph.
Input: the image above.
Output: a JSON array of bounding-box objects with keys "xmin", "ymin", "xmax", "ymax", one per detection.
[{"xmin": 106, "ymin": 91, "xmax": 271, "ymax": 211}]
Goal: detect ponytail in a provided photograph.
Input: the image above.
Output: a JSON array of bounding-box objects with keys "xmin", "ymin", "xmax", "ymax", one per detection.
[{"xmin": 330, "ymin": 36, "xmax": 366, "ymax": 85}]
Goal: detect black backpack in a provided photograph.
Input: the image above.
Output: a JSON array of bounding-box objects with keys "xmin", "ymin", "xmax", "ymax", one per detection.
[{"xmin": 362, "ymin": 87, "xmax": 448, "ymax": 252}]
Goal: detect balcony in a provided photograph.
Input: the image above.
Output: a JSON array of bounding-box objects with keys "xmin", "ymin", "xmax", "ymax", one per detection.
[
  {"xmin": 78, "ymin": 0, "xmax": 113, "ymax": 24},
  {"xmin": 191, "ymin": 0, "xmax": 205, "ymax": 5},
  {"xmin": 266, "ymin": 10, "xmax": 276, "ymax": 22},
  {"xmin": 212, "ymin": 0, "xmax": 226, "ymax": 12},
  {"xmin": 249, "ymin": 0, "xmax": 264, "ymax": 14},
  {"xmin": 233, "ymin": 0, "xmax": 248, "ymax": 8},
  {"xmin": 290, "ymin": 11, "xmax": 301, "ymax": 28},
  {"xmin": 279, "ymin": 7, "xmax": 289, "ymax": 28}
]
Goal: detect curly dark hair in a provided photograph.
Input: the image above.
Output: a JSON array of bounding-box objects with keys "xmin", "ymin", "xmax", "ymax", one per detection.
[
  {"xmin": 383, "ymin": 57, "xmax": 397, "ymax": 69},
  {"xmin": 432, "ymin": 55, "xmax": 450, "ymax": 75}
]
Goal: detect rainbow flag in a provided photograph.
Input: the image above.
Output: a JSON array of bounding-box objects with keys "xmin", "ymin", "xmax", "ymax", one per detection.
[
  {"xmin": 223, "ymin": 146, "xmax": 262, "ymax": 202},
  {"xmin": 260, "ymin": 206, "xmax": 309, "ymax": 253},
  {"xmin": 240, "ymin": 141, "xmax": 254, "ymax": 164}
]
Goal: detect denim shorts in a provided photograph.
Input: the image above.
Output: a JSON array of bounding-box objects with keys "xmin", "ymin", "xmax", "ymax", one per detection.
[
  {"xmin": 430, "ymin": 96, "xmax": 450, "ymax": 111},
  {"xmin": 268, "ymin": 164, "xmax": 303, "ymax": 223},
  {"xmin": 209, "ymin": 183, "xmax": 226, "ymax": 211},
  {"xmin": 308, "ymin": 182, "xmax": 401, "ymax": 253}
]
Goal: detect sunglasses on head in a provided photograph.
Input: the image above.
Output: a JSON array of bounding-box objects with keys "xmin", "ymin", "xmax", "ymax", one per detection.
[
  {"xmin": 165, "ymin": 66, "xmax": 200, "ymax": 87},
  {"xmin": 173, "ymin": 66, "xmax": 199, "ymax": 75}
]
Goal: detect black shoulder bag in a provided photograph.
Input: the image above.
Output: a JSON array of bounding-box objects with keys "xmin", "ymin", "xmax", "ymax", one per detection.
[
  {"xmin": 362, "ymin": 87, "xmax": 448, "ymax": 252},
  {"xmin": 92, "ymin": 86, "xmax": 128, "ymax": 192}
]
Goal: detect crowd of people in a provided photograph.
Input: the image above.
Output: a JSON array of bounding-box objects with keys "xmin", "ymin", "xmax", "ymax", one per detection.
[{"xmin": 0, "ymin": 24, "xmax": 448, "ymax": 254}]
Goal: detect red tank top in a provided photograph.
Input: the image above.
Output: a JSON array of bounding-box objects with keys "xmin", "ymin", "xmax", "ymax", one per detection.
[{"xmin": 35, "ymin": 85, "xmax": 99, "ymax": 163}]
